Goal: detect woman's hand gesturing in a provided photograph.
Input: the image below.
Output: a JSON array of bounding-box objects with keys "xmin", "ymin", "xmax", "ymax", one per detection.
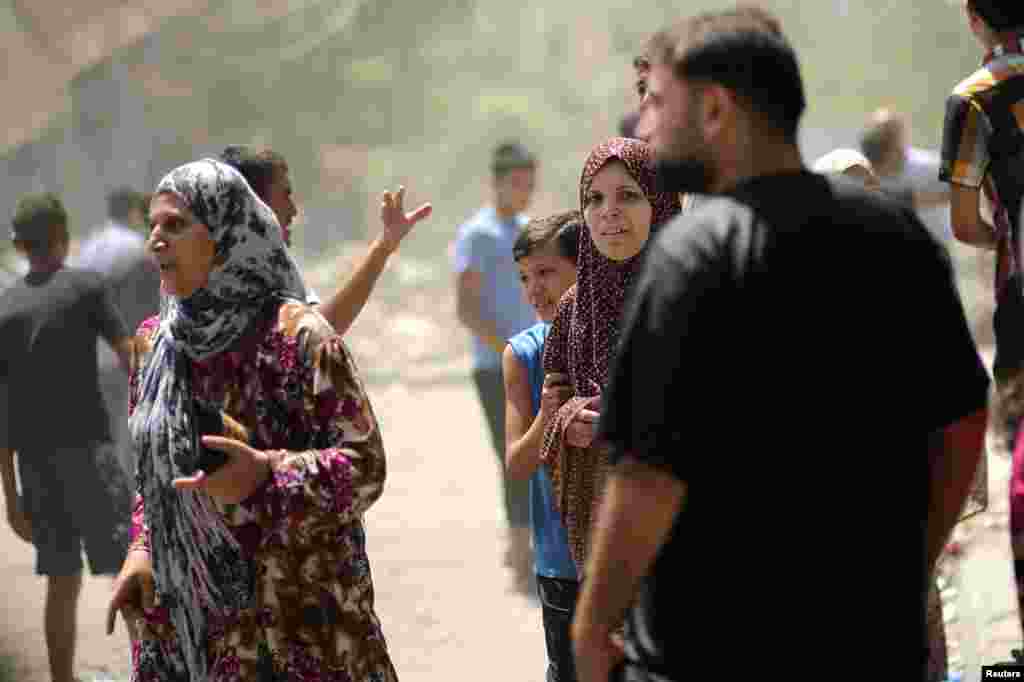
[
  {"xmin": 379, "ymin": 186, "xmax": 432, "ymax": 253},
  {"xmin": 172, "ymin": 436, "xmax": 277, "ymax": 504}
]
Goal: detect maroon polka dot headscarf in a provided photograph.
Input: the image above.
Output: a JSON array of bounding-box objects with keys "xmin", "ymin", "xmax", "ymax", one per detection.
[{"xmin": 541, "ymin": 137, "xmax": 681, "ymax": 569}]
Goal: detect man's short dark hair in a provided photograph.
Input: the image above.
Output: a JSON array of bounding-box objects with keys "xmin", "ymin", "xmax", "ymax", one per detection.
[
  {"xmin": 968, "ymin": 0, "xmax": 1024, "ymax": 31},
  {"xmin": 646, "ymin": 6, "xmax": 804, "ymax": 141},
  {"xmin": 219, "ymin": 145, "xmax": 289, "ymax": 200},
  {"xmin": 11, "ymin": 192, "xmax": 68, "ymax": 255},
  {"xmin": 513, "ymin": 210, "xmax": 581, "ymax": 264},
  {"xmin": 106, "ymin": 186, "xmax": 145, "ymax": 223},
  {"xmin": 491, "ymin": 142, "xmax": 537, "ymax": 179}
]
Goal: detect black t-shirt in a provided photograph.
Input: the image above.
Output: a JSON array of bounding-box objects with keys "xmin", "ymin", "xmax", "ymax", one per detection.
[
  {"xmin": 0, "ymin": 267, "xmax": 128, "ymax": 450},
  {"xmin": 600, "ymin": 171, "xmax": 989, "ymax": 680}
]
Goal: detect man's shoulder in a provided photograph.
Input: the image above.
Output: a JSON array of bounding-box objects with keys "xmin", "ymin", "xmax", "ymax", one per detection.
[
  {"xmin": 457, "ymin": 207, "xmax": 501, "ymax": 237},
  {"xmin": 93, "ymin": 221, "xmax": 143, "ymax": 241},
  {"xmin": 60, "ymin": 266, "xmax": 107, "ymax": 291},
  {"xmin": 654, "ymin": 195, "xmax": 756, "ymax": 261},
  {"xmin": 657, "ymin": 177, "xmax": 927, "ymax": 261},
  {"xmin": 0, "ymin": 269, "xmax": 104, "ymax": 319},
  {"xmin": 509, "ymin": 321, "xmax": 549, "ymax": 348},
  {"xmin": 828, "ymin": 177, "xmax": 929, "ymax": 233},
  {"xmin": 82, "ymin": 224, "xmax": 146, "ymax": 261},
  {"xmin": 0, "ymin": 278, "xmax": 26, "ymax": 311},
  {"xmin": 951, "ymin": 64, "xmax": 998, "ymax": 100},
  {"xmin": 827, "ymin": 182, "xmax": 949, "ymax": 273},
  {"xmin": 508, "ymin": 322, "xmax": 549, "ymax": 367},
  {"xmin": 905, "ymin": 147, "xmax": 940, "ymax": 171}
]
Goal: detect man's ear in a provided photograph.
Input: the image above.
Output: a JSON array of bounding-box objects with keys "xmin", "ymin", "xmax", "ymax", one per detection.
[
  {"xmin": 964, "ymin": 2, "xmax": 987, "ymax": 35},
  {"xmin": 701, "ymin": 84, "xmax": 736, "ymax": 143}
]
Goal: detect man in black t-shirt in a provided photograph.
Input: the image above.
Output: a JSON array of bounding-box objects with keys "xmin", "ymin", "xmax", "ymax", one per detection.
[
  {"xmin": 571, "ymin": 8, "xmax": 990, "ymax": 682},
  {"xmin": 0, "ymin": 193, "xmax": 135, "ymax": 682}
]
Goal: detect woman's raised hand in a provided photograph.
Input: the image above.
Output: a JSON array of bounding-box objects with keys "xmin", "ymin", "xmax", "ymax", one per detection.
[
  {"xmin": 378, "ymin": 185, "xmax": 432, "ymax": 252},
  {"xmin": 172, "ymin": 436, "xmax": 274, "ymax": 504}
]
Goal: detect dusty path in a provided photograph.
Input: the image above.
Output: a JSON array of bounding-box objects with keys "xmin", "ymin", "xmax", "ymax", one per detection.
[
  {"xmin": 0, "ymin": 380, "xmax": 545, "ymax": 681},
  {"xmin": 2, "ymin": 354, "xmax": 1022, "ymax": 681}
]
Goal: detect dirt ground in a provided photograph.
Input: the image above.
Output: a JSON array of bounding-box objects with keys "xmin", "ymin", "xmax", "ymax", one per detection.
[
  {"xmin": 0, "ymin": 379, "xmax": 546, "ymax": 682},
  {"xmin": 5, "ymin": 376, "xmax": 1023, "ymax": 682}
]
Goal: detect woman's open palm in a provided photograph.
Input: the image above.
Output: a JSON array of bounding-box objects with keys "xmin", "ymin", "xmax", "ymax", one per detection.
[{"xmin": 379, "ymin": 185, "xmax": 432, "ymax": 251}]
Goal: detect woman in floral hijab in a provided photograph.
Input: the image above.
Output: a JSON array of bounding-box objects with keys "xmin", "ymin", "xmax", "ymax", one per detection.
[
  {"xmin": 541, "ymin": 138, "xmax": 681, "ymax": 571},
  {"xmin": 107, "ymin": 158, "xmax": 398, "ymax": 681}
]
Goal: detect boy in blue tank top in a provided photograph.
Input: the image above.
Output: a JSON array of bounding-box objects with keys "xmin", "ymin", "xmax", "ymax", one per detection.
[{"xmin": 502, "ymin": 211, "xmax": 581, "ymax": 682}]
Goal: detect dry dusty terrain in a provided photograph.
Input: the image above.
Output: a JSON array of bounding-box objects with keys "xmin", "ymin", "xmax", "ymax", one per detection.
[{"xmin": 0, "ymin": 380, "xmax": 546, "ymax": 681}]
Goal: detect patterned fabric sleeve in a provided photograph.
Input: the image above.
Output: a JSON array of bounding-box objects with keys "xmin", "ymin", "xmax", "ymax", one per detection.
[
  {"xmin": 129, "ymin": 494, "xmax": 150, "ymax": 553},
  {"xmin": 241, "ymin": 314, "xmax": 386, "ymax": 528},
  {"xmin": 939, "ymin": 91, "xmax": 991, "ymax": 189},
  {"xmin": 541, "ymin": 286, "xmax": 578, "ymax": 467},
  {"xmin": 540, "ymin": 286, "xmax": 601, "ymax": 569},
  {"xmin": 127, "ymin": 316, "xmax": 159, "ymax": 554}
]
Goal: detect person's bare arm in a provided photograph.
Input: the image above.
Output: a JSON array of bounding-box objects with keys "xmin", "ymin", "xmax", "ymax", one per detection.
[
  {"xmin": 1, "ymin": 447, "xmax": 31, "ymax": 543},
  {"xmin": 503, "ymin": 346, "xmax": 570, "ymax": 480},
  {"xmin": 319, "ymin": 186, "xmax": 432, "ymax": 335},
  {"xmin": 572, "ymin": 455, "xmax": 686, "ymax": 682},
  {"xmin": 503, "ymin": 346, "xmax": 543, "ymax": 480},
  {"xmin": 925, "ymin": 406, "xmax": 987, "ymax": 577},
  {"xmin": 456, "ymin": 269, "xmax": 505, "ymax": 355},
  {"xmin": 111, "ymin": 336, "xmax": 133, "ymax": 373},
  {"xmin": 913, "ymin": 188, "xmax": 950, "ymax": 211},
  {"xmin": 950, "ymin": 184, "xmax": 997, "ymax": 249},
  {"xmin": 318, "ymin": 238, "xmax": 395, "ymax": 336}
]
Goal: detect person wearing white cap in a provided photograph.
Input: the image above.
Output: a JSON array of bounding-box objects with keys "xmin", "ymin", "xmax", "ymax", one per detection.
[{"xmin": 811, "ymin": 148, "xmax": 881, "ymax": 191}]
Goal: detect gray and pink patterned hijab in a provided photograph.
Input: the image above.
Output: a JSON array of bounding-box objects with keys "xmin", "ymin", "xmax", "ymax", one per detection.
[
  {"xmin": 542, "ymin": 138, "xmax": 681, "ymax": 570},
  {"xmin": 130, "ymin": 158, "xmax": 306, "ymax": 679}
]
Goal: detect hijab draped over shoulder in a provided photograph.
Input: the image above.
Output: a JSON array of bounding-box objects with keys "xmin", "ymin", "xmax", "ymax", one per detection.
[
  {"xmin": 129, "ymin": 159, "xmax": 307, "ymax": 680},
  {"xmin": 541, "ymin": 138, "xmax": 681, "ymax": 570}
]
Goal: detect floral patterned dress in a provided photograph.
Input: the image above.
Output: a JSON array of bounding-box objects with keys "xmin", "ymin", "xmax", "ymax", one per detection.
[{"xmin": 127, "ymin": 301, "xmax": 396, "ymax": 682}]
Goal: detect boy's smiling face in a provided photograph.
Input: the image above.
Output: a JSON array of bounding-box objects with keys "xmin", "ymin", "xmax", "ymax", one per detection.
[{"xmin": 517, "ymin": 241, "xmax": 577, "ymax": 323}]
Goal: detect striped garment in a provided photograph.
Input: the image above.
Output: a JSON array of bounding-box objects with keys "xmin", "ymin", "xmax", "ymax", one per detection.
[
  {"xmin": 940, "ymin": 32, "xmax": 1024, "ymax": 293},
  {"xmin": 942, "ymin": 32, "xmax": 1024, "ymax": 656}
]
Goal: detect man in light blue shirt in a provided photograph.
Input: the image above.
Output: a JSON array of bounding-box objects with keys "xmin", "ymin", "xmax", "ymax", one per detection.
[
  {"xmin": 453, "ymin": 141, "xmax": 539, "ymax": 590},
  {"xmin": 75, "ymin": 187, "xmax": 160, "ymax": 477}
]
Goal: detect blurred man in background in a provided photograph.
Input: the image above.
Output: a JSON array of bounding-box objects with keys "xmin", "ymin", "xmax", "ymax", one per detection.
[
  {"xmin": 75, "ymin": 187, "xmax": 160, "ymax": 476},
  {"xmin": 860, "ymin": 108, "xmax": 951, "ymax": 240},
  {"xmin": 0, "ymin": 193, "xmax": 134, "ymax": 682},
  {"xmin": 454, "ymin": 141, "xmax": 540, "ymax": 593}
]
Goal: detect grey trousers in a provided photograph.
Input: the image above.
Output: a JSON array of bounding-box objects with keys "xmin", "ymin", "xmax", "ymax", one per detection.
[{"xmin": 472, "ymin": 366, "xmax": 530, "ymax": 528}]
